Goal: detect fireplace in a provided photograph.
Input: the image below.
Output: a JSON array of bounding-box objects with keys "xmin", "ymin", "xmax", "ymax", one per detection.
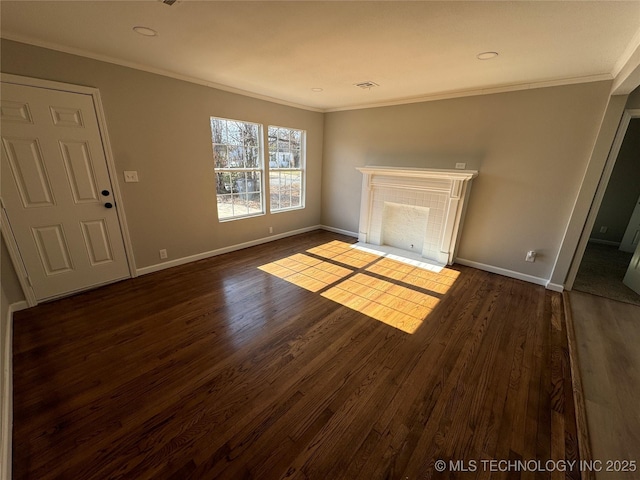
[{"xmin": 356, "ymin": 166, "xmax": 478, "ymax": 265}]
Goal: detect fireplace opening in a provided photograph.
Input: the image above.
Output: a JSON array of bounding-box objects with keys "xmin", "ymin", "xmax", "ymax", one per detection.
[{"xmin": 381, "ymin": 202, "xmax": 430, "ymax": 255}]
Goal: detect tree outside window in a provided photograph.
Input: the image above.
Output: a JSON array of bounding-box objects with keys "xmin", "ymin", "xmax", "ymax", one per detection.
[
  {"xmin": 211, "ymin": 117, "xmax": 264, "ymax": 220},
  {"xmin": 268, "ymin": 126, "xmax": 305, "ymax": 212}
]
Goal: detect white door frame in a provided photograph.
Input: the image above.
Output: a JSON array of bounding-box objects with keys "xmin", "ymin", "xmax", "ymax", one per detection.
[
  {"xmin": 564, "ymin": 108, "xmax": 640, "ymax": 290},
  {"xmin": 619, "ymin": 190, "xmax": 640, "ymax": 253},
  {"xmin": 0, "ymin": 73, "xmax": 137, "ymax": 306}
]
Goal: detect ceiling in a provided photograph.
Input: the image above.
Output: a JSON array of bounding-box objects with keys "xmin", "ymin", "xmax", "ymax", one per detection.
[{"xmin": 2, "ymin": 1, "xmax": 640, "ymax": 111}]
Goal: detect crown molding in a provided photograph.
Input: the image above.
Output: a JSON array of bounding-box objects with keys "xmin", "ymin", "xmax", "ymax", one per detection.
[
  {"xmin": 323, "ymin": 74, "xmax": 614, "ymax": 112},
  {"xmin": 0, "ymin": 33, "xmax": 324, "ymax": 113},
  {"xmin": 356, "ymin": 166, "xmax": 478, "ymax": 182},
  {"xmin": 612, "ymin": 26, "xmax": 640, "ymax": 78},
  {"xmin": 1, "ymin": 33, "xmax": 615, "ymax": 114}
]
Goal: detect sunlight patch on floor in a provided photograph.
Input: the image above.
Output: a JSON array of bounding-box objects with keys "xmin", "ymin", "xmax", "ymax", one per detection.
[
  {"xmin": 307, "ymin": 240, "xmax": 382, "ymax": 268},
  {"xmin": 258, "ymin": 253, "xmax": 352, "ymax": 292},
  {"xmin": 258, "ymin": 241, "xmax": 460, "ymax": 334},
  {"xmin": 353, "ymin": 242, "xmax": 446, "ymax": 272},
  {"xmin": 321, "ymin": 273, "xmax": 439, "ymax": 334},
  {"xmin": 366, "ymin": 257, "xmax": 459, "ymax": 295}
]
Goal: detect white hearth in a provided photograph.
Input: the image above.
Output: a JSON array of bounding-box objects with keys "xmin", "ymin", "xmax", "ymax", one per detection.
[{"xmin": 356, "ymin": 166, "xmax": 478, "ymax": 265}]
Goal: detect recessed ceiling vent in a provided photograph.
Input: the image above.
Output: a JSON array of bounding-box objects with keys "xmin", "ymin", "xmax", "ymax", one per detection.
[
  {"xmin": 161, "ymin": 0, "xmax": 178, "ymax": 5},
  {"xmin": 354, "ymin": 81, "xmax": 379, "ymax": 90}
]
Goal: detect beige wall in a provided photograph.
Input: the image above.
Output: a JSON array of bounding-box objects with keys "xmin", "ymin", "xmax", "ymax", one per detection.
[
  {"xmin": 590, "ymin": 118, "xmax": 640, "ymax": 243},
  {"xmin": 322, "ymin": 82, "xmax": 612, "ymax": 280},
  {"xmin": 1, "ymin": 39, "xmax": 324, "ymax": 270},
  {"xmin": 0, "ymin": 38, "xmax": 624, "ymax": 289}
]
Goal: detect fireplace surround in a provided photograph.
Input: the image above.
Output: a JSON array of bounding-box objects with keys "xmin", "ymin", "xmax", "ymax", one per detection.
[{"xmin": 356, "ymin": 166, "xmax": 478, "ymax": 265}]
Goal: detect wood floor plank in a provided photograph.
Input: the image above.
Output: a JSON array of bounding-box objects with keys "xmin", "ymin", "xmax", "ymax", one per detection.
[
  {"xmin": 12, "ymin": 230, "xmax": 581, "ymax": 479},
  {"xmin": 568, "ymin": 291, "xmax": 640, "ymax": 480}
]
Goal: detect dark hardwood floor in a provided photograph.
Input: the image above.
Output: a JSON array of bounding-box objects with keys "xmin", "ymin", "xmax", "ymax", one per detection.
[{"xmin": 13, "ymin": 230, "xmax": 579, "ymax": 479}]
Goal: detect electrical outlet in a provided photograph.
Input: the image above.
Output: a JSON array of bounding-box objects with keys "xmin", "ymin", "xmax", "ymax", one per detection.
[
  {"xmin": 269, "ymin": 226, "xmax": 273, "ymax": 234},
  {"xmin": 455, "ymin": 162, "xmax": 466, "ymax": 170},
  {"xmin": 159, "ymin": 249, "xmax": 167, "ymax": 259},
  {"xmin": 124, "ymin": 171, "xmax": 139, "ymax": 183},
  {"xmin": 525, "ymin": 250, "xmax": 536, "ymax": 262},
  {"xmin": 599, "ymin": 226, "xmax": 608, "ymax": 233}
]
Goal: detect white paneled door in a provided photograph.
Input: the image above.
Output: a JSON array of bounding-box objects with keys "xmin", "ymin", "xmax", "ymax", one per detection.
[
  {"xmin": 619, "ymin": 193, "xmax": 640, "ymax": 253},
  {"xmin": 1, "ymin": 82, "xmax": 130, "ymax": 301},
  {"xmin": 623, "ymin": 241, "xmax": 640, "ymax": 296}
]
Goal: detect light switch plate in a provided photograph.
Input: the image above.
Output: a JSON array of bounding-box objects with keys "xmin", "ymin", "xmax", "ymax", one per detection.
[
  {"xmin": 455, "ymin": 163, "xmax": 466, "ymax": 170},
  {"xmin": 124, "ymin": 171, "xmax": 139, "ymax": 183}
]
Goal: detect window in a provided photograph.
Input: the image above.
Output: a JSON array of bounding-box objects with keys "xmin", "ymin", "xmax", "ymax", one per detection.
[
  {"xmin": 211, "ymin": 117, "xmax": 264, "ymax": 220},
  {"xmin": 268, "ymin": 126, "xmax": 305, "ymax": 212}
]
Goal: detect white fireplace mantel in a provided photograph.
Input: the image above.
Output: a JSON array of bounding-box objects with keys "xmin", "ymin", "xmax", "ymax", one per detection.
[{"xmin": 356, "ymin": 166, "xmax": 478, "ymax": 265}]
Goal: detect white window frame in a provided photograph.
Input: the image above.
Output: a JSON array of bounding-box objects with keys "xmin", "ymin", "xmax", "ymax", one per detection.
[
  {"xmin": 210, "ymin": 116, "xmax": 265, "ymax": 221},
  {"xmin": 268, "ymin": 125, "xmax": 306, "ymax": 213}
]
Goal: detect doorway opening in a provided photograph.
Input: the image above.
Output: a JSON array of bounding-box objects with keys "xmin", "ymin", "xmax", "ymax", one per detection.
[{"xmin": 572, "ymin": 116, "xmax": 640, "ymax": 306}]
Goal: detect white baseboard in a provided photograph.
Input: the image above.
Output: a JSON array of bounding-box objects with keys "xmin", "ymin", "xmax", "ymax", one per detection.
[
  {"xmin": 545, "ymin": 282, "xmax": 565, "ymax": 292},
  {"xmin": 588, "ymin": 238, "xmax": 621, "ymax": 247},
  {"xmin": 2, "ymin": 300, "xmax": 27, "ymax": 480},
  {"xmin": 136, "ymin": 227, "xmax": 558, "ymax": 292},
  {"xmin": 136, "ymin": 225, "xmax": 324, "ymax": 276},
  {"xmin": 319, "ymin": 225, "xmax": 358, "ymax": 238},
  {"xmin": 454, "ymin": 257, "xmax": 550, "ymax": 288}
]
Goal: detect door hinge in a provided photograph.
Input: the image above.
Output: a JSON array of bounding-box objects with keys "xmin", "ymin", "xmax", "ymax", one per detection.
[{"xmin": 25, "ymin": 275, "xmax": 33, "ymax": 287}]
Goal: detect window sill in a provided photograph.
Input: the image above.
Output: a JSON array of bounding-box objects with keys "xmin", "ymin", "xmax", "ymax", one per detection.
[
  {"xmin": 218, "ymin": 212, "xmax": 265, "ymax": 223},
  {"xmin": 270, "ymin": 206, "xmax": 305, "ymax": 215}
]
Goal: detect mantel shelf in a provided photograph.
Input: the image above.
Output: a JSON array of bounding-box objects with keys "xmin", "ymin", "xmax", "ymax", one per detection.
[{"xmin": 356, "ymin": 166, "xmax": 478, "ymax": 182}]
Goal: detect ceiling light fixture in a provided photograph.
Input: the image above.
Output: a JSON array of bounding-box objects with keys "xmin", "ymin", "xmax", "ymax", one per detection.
[
  {"xmin": 311, "ymin": 88, "xmax": 324, "ymax": 92},
  {"xmin": 133, "ymin": 26, "xmax": 158, "ymax": 37},
  {"xmin": 477, "ymin": 51, "xmax": 499, "ymax": 60}
]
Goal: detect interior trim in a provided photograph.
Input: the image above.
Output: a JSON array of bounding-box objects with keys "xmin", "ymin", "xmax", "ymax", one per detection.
[
  {"xmin": 136, "ymin": 225, "xmax": 324, "ymax": 276},
  {"xmin": 564, "ymin": 108, "xmax": 640, "ymax": 290},
  {"xmin": 0, "ymin": 34, "xmax": 323, "ymax": 113},
  {"xmin": 0, "ymin": 34, "xmax": 613, "ymax": 113},
  {"xmin": 562, "ymin": 292, "xmax": 595, "ymax": 480},
  {"xmin": 1, "ymin": 301, "xmax": 28, "ymax": 480},
  {"xmin": 455, "ymin": 257, "xmax": 549, "ymax": 287},
  {"xmin": 0, "ymin": 73, "xmax": 138, "ymax": 304}
]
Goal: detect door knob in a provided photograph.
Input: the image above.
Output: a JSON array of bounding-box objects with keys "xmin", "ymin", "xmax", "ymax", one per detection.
[
  {"xmin": 104, "ymin": 202, "xmax": 113, "ymax": 209},
  {"xmin": 101, "ymin": 190, "xmax": 110, "ymax": 196}
]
